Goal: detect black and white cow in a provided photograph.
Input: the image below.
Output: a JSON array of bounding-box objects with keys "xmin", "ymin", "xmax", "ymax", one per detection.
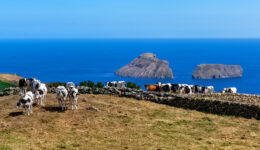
[
  {"xmin": 16, "ymin": 91, "xmax": 34, "ymax": 115},
  {"xmin": 66, "ymin": 82, "xmax": 76, "ymax": 93},
  {"xmin": 177, "ymin": 84, "xmax": 188, "ymax": 94},
  {"xmin": 28, "ymin": 78, "xmax": 41, "ymax": 93},
  {"xmin": 202, "ymin": 86, "xmax": 214, "ymax": 94},
  {"xmin": 192, "ymin": 85, "xmax": 203, "ymax": 93},
  {"xmin": 56, "ymin": 86, "xmax": 68, "ymax": 111},
  {"xmin": 158, "ymin": 82, "xmax": 172, "ymax": 92},
  {"xmin": 184, "ymin": 85, "xmax": 193, "ymax": 94},
  {"xmin": 68, "ymin": 87, "xmax": 79, "ymax": 110},
  {"xmin": 35, "ymin": 83, "xmax": 48, "ymax": 106},
  {"xmin": 222, "ymin": 87, "xmax": 237, "ymax": 94},
  {"xmin": 19, "ymin": 78, "xmax": 27, "ymax": 95},
  {"xmin": 171, "ymin": 84, "xmax": 180, "ymax": 93},
  {"xmin": 106, "ymin": 81, "xmax": 126, "ymax": 88}
]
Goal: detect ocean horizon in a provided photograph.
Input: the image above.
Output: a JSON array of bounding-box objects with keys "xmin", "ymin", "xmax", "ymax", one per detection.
[{"xmin": 1, "ymin": 39, "xmax": 260, "ymax": 94}]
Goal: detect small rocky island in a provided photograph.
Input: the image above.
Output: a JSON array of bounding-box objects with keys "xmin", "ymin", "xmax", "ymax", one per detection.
[
  {"xmin": 192, "ymin": 64, "xmax": 243, "ymax": 79},
  {"xmin": 115, "ymin": 53, "xmax": 173, "ymax": 79}
]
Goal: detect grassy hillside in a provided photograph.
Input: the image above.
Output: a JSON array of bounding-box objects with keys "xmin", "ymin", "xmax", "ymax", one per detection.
[
  {"xmin": 0, "ymin": 80, "xmax": 17, "ymax": 91},
  {"xmin": 0, "ymin": 94, "xmax": 259, "ymax": 150},
  {"xmin": 0, "ymin": 73, "xmax": 22, "ymax": 84}
]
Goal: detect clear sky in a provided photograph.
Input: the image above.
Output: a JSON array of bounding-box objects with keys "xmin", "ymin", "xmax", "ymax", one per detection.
[{"xmin": 1, "ymin": 0, "xmax": 260, "ymax": 39}]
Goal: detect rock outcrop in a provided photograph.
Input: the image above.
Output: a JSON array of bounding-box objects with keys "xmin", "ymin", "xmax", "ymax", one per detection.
[
  {"xmin": 115, "ymin": 53, "xmax": 173, "ymax": 79},
  {"xmin": 192, "ymin": 64, "xmax": 243, "ymax": 79}
]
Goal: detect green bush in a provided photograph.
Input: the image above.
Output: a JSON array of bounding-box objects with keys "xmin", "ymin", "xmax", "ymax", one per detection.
[
  {"xmin": 96, "ymin": 82, "xmax": 104, "ymax": 88},
  {"xmin": 126, "ymin": 81, "xmax": 141, "ymax": 89},
  {"xmin": 79, "ymin": 81, "xmax": 87, "ymax": 86},
  {"xmin": 46, "ymin": 82, "xmax": 66, "ymax": 88},
  {"xmin": 79, "ymin": 80, "xmax": 104, "ymax": 88},
  {"xmin": 0, "ymin": 80, "xmax": 17, "ymax": 91}
]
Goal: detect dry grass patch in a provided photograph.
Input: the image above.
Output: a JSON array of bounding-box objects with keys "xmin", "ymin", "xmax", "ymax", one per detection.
[{"xmin": 0, "ymin": 94, "xmax": 259, "ymax": 150}]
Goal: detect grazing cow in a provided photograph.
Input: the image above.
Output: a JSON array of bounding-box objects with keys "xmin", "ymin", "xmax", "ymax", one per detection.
[
  {"xmin": 35, "ymin": 83, "xmax": 48, "ymax": 106},
  {"xmin": 192, "ymin": 85, "xmax": 203, "ymax": 93},
  {"xmin": 202, "ymin": 86, "xmax": 214, "ymax": 94},
  {"xmin": 222, "ymin": 87, "xmax": 237, "ymax": 94},
  {"xmin": 117, "ymin": 81, "xmax": 126, "ymax": 88},
  {"xmin": 68, "ymin": 87, "xmax": 80, "ymax": 110},
  {"xmin": 28, "ymin": 78, "xmax": 41, "ymax": 93},
  {"xmin": 171, "ymin": 84, "xmax": 180, "ymax": 93},
  {"xmin": 178, "ymin": 84, "xmax": 189, "ymax": 94},
  {"xmin": 56, "ymin": 86, "xmax": 68, "ymax": 111},
  {"xmin": 144, "ymin": 84, "xmax": 160, "ymax": 92},
  {"xmin": 66, "ymin": 82, "xmax": 76, "ymax": 93},
  {"xmin": 106, "ymin": 81, "xmax": 126, "ymax": 88},
  {"xmin": 16, "ymin": 91, "xmax": 34, "ymax": 115},
  {"xmin": 158, "ymin": 82, "xmax": 172, "ymax": 92},
  {"xmin": 19, "ymin": 78, "xmax": 27, "ymax": 95},
  {"xmin": 184, "ymin": 85, "xmax": 193, "ymax": 94}
]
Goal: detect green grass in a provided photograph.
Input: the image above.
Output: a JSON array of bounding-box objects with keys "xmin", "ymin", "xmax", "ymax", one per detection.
[{"xmin": 0, "ymin": 80, "xmax": 17, "ymax": 91}]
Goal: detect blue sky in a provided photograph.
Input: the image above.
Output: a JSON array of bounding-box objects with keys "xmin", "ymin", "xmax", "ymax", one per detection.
[{"xmin": 0, "ymin": 0, "xmax": 260, "ymax": 38}]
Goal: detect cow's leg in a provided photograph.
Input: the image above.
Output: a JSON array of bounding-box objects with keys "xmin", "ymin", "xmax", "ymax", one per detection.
[
  {"xmin": 62, "ymin": 100, "xmax": 64, "ymax": 110},
  {"xmin": 41, "ymin": 97, "xmax": 44, "ymax": 106},
  {"xmin": 44, "ymin": 95, "xmax": 46, "ymax": 104},
  {"xmin": 30, "ymin": 105, "xmax": 33, "ymax": 114},
  {"xmin": 58, "ymin": 99, "xmax": 61, "ymax": 109},
  {"xmin": 75, "ymin": 100, "xmax": 78, "ymax": 109},
  {"xmin": 26, "ymin": 106, "xmax": 30, "ymax": 115},
  {"xmin": 71, "ymin": 97, "xmax": 74, "ymax": 110}
]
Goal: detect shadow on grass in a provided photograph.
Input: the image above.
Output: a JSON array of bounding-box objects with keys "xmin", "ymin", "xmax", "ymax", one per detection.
[
  {"xmin": 42, "ymin": 106, "xmax": 66, "ymax": 112},
  {"xmin": 9, "ymin": 111, "xmax": 23, "ymax": 117}
]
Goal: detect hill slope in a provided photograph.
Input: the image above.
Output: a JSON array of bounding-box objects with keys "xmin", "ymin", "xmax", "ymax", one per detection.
[
  {"xmin": 0, "ymin": 73, "xmax": 22, "ymax": 84},
  {"xmin": 0, "ymin": 94, "xmax": 259, "ymax": 149}
]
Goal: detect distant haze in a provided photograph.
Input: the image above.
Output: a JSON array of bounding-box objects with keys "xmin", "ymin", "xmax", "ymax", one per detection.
[{"xmin": 1, "ymin": 0, "xmax": 260, "ymax": 39}]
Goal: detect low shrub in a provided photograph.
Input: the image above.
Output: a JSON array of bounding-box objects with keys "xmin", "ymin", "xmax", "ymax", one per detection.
[
  {"xmin": 96, "ymin": 82, "xmax": 104, "ymax": 88},
  {"xmin": 0, "ymin": 80, "xmax": 17, "ymax": 91},
  {"xmin": 126, "ymin": 81, "xmax": 141, "ymax": 89},
  {"xmin": 79, "ymin": 80, "xmax": 104, "ymax": 88}
]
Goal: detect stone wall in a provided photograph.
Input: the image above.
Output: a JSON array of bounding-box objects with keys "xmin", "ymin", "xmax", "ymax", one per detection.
[
  {"xmin": 0, "ymin": 87, "xmax": 20, "ymax": 97},
  {"xmin": 1, "ymin": 86, "xmax": 260, "ymax": 120}
]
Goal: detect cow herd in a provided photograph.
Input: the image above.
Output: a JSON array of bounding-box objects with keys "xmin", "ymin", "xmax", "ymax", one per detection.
[
  {"xmin": 144, "ymin": 82, "xmax": 237, "ymax": 94},
  {"xmin": 16, "ymin": 78, "xmax": 237, "ymax": 115},
  {"xmin": 17, "ymin": 78, "xmax": 79, "ymax": 115}
]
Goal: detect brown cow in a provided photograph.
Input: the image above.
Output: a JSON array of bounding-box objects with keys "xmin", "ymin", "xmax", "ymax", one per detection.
[{"xmin": 144, "ymin": 84, "xmax": 160, "ymax": 92}]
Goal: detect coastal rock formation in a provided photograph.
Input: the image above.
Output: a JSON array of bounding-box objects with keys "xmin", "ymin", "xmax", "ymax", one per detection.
[
  {"xmin": 115, "ymin": 53, "xmax": 173, "ymax": 79},
  {"xmin": 192, "ymin": 64, "xmax": 243, "ymax": 79}
]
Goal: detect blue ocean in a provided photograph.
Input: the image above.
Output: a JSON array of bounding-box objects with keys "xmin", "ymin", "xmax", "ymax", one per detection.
[{"xmin": 0, "ymin": 39, "xmax": 259, "ymax": 94}]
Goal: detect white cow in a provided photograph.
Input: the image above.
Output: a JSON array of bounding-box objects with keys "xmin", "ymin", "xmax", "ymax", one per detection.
[
  {"xmin": 16, "ymin": 91, "xmax": 34, "ymax": 115},
  {"xmin": 117, "ymin": 81, "xmax": 126, "ymax": 88},
  {"xmin": 222, "ymin": 87, "xmax": 237, "ymax": 94},
  {"xmin": 178, "ymin": 84, "xmax": 189, "ymax": 94},
  {"xmin": 56, "ymin": 86, "xmax": 68, "ymax": 111},
  {"xmin": 203, "ymin": 86, "xmax": 214, "ymax": 94},
  {"xmin": 66, "ymin": 82, "xmax": 76, "ymax": 93},
  {"xmin": 35, "ymin": 83, "xmax": 48, "ymax": 106},
  {"xmin": 106, "ymin": 81, "xmax": 125, "ymax": 88},
  {"xmin": 68, "ymin": 87, "xmax": 79, "ymax": 110},
  {"xmin": 28, "ymin": 78, "xmax": 41, "ymax": 93}
]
